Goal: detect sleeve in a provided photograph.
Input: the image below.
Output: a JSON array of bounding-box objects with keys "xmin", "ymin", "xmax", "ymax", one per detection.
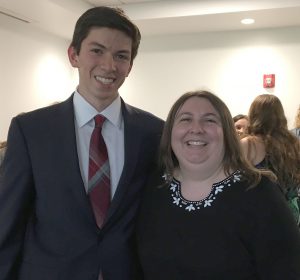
[
  {"xmin": 0, "ymin": 117, "xmax": 35, "ymax": 279},
  {"xmin": 244, "ymin": 177, "xmax": 300, "ymax": 279}
]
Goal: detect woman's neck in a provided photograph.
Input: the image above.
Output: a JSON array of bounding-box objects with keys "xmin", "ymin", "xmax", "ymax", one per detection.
[{"xmin": 174, "ymin": 165, "xmax": 227, "ymax": 201}]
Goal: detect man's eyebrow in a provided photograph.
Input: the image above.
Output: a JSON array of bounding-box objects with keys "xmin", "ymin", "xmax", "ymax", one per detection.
[
  {"xmin": 88, "ymin": 42, "xmax": 105, "ymax": 48},
  {"xmin": 88, "ymin": 42, "xmax": 131, "ymax": 53}
]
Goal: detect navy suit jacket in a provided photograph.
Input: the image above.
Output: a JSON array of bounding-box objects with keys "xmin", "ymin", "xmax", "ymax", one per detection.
[{"xmin": 0, "ymin": 95, "xmax": 164, "ymax": 280}]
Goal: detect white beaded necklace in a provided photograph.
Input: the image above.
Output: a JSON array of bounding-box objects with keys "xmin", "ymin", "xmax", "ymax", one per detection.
[{"xmin": 168, "ymin": 170, "xmax": 242, "ymax": 212}]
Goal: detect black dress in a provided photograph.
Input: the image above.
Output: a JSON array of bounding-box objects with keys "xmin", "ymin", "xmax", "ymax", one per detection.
[{"xmin": 137, "ymin": 170, "xmax": 300, "ymax": 280}]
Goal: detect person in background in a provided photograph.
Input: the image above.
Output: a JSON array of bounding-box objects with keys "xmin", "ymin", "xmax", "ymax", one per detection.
[
  {"xmin": 233, "ymin": 114, "xmax": 249, "ymax": 139},
  {"xmin": 0, "ymin": 141, "xmax": 7, "ymax": 166},
  {"xmin": 0, "ymin": 6, "xmax": 163, "ymax": 280},
  {"xmin": 137, "ymin": 90, "xmax": 300, "ymax": 280},
  {"xmin": 240, "ymin": 94, "xmax": 300, "ymax": 225},
  {"xmin": 291, "ymin": 105, "xmax": 300, "ymax": 139}
]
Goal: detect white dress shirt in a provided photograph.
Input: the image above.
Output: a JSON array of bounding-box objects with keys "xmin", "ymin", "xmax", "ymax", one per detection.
[{"xmin": 73, "ymin": 91, "xmax": 124, "ymax": 198}]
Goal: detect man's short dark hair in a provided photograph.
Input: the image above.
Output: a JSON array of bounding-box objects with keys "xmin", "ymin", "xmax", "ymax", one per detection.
[{"xmin": 70, "ymin": 6, "xmax": 141, "ymax": 64}]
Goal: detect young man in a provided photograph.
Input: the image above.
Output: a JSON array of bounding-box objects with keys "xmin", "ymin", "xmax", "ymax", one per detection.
[{"xmin": 0, "ymin": 7, "xmax": 163, "ymax": 280}]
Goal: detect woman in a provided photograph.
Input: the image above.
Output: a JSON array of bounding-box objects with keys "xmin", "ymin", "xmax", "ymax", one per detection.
[
  {"xmin": 291, "ymin": 105, "xmax": 300, "ymax": 139},
  {"xmin": 0, "ymin": 141, "xmax": 7, "ymax": 166},
  {"xmin": 233, "ymin": 114, "xmax": 249, "ymax": 139},
  {"xmin": 240, "ymin": 94, "xmax": 300, "ymax": 224},
  {"xmin": 137, "ymin": 90, "xmax": 300, "ymax": 279}
]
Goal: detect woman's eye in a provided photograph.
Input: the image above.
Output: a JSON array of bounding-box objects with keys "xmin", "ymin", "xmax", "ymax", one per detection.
[
  {"xmin": 180, "ymin": 118, "xmax": 191, "ymax": 122},
  {"xmin": 205, "ymin": 118, "xmax": 217, "ymax": 123}
]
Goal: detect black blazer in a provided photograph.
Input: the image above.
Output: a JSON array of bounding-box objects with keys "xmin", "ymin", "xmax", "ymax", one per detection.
[{"xmin": 0, "ymin": 95, "xmax": 164, "ymax": 280}]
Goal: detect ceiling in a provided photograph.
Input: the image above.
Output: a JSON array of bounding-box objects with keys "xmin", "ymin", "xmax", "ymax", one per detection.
[{"xmin": 1, "ymin": 0, "xmax": 300, "ymax": 39}]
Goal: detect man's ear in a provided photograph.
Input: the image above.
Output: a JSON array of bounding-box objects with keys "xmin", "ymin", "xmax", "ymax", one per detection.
[{"xmin": 68, "ymin": 46, "xmax": 79, "ymax": 68}]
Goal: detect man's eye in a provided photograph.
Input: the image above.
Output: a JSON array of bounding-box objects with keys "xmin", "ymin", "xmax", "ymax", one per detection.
[
  {"xmin": 116, "ymin": 54, "xmax": 130, "ymax": 61},
  {"xmin": 91, "ymin": 49, "xmax": 102, "ymax": 54}
]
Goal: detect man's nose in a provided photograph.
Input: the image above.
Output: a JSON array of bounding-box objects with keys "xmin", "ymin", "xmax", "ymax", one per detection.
[{"xmin": 100, "ymin": 54, "xmax": 116, "ymax": 71}]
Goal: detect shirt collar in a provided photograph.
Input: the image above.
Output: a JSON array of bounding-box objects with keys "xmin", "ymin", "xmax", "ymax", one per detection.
[{"xmin": 73, "ymin": 90, "xmax": 123, "ymax": 128}]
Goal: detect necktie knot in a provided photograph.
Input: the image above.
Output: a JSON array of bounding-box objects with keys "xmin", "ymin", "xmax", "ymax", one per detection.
[{"xmin": 94, "ymin": 115, "xmax": 106, "ymax": 129}]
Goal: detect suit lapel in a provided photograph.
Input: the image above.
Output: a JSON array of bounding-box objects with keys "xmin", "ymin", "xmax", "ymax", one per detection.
[
  {"xmin": 55, "ymin": 95, "xmax": 96, "ymax": 227},
  {"xmin": 105, "ymin": 101, "xmax": 142, "ymax": 221}
]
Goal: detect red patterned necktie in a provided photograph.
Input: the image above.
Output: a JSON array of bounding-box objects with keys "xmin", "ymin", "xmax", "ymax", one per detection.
[{"xmin": 88, "ymin": 115, "xmax": 111, "ymax": 228}]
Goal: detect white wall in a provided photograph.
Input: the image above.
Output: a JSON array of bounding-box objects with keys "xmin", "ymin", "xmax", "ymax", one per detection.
[
  {"xmin": 122, "ymin": 26, "xmax": 300, "ymax": 126},
  {"xmin": 1, "ymin": 12, "xmax": 300, "ymax": 140},
  {"xmin": 0, "ymin": 14, "xmax": 77, "ymax": 140}
]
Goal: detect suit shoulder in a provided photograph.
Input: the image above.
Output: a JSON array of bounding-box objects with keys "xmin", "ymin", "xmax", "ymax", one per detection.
[
  {"xmin": 15, "ymin": 97, "xmax": 72, "ymax": 123},
  {"xmin": 123, "ymin": 103, "xmax": 164, "ymax": 133},
  {"xmin": 126, "ymin": 104, "xmax": 163, "ymax": 121}
]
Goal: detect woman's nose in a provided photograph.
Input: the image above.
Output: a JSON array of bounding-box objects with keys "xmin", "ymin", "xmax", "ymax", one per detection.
[{"xmin": 190, "ymin": 120, "xmax": 204, "ymax": 133}]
